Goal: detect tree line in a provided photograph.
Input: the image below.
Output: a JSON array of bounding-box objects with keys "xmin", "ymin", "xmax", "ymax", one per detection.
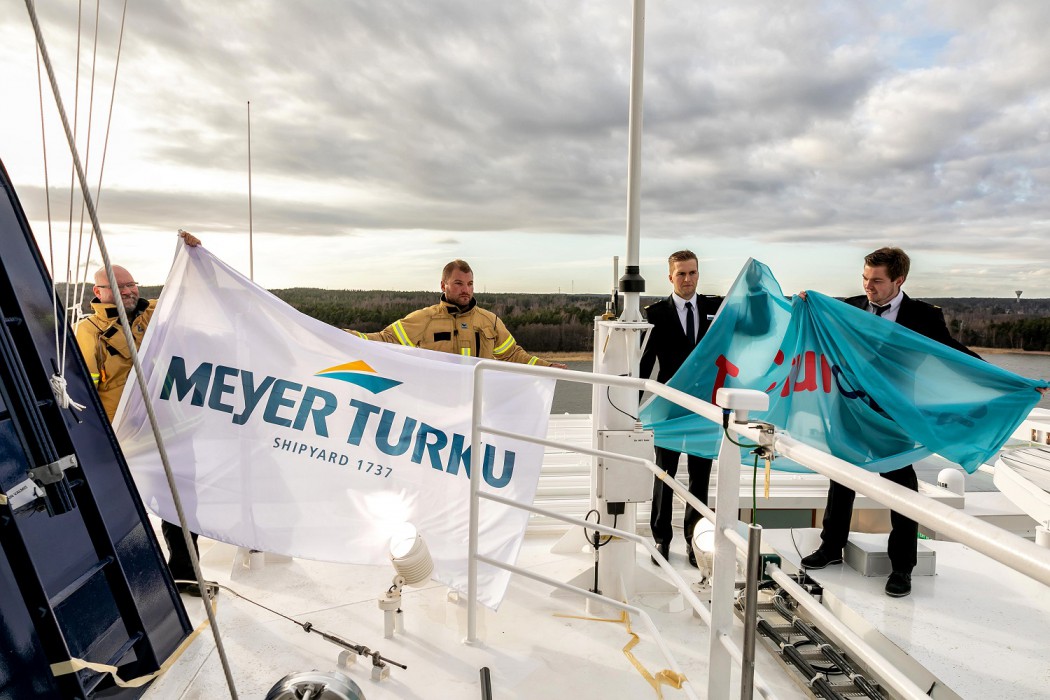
[
  {"xmin": 928, "ymin": 298, "xmax": 1050, "ymax": 351},
  {"xmin": 270, "ymin": 290, "xmax": 1050, "ymax": 352},
  {"xmin": 270, "ymin": 288, "xmax": 606, "ymax": 353},
  {"xmin": 66, "ymin": 284, "xmax": 1050, "ymax": 352}
]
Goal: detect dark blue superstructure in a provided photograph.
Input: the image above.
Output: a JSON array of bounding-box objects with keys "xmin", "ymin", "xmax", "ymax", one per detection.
[{"xmin": 0, "ymin": 158, "xmax": 191, "ymax": 698}]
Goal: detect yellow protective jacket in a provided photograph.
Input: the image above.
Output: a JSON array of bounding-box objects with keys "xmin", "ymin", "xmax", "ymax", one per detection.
[
  {"xmin": 352, "ymin": 297, "xmax": 552, "ymax": 366},
  {"xmin": 74, "ymin": 297, "xmax": 156, "ymax": 421}
]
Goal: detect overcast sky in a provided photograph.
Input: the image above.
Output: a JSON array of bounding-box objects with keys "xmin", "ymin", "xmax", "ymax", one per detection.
[{"xmin": 3, "ymin": 1, "xmax": 1049, "ymax": 299}]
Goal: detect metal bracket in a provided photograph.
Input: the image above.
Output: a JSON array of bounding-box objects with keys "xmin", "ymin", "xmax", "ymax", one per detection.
[
  {"xmin": 28, "ymin": 454, "xmax": 77, "ymax": 485},
  {"xmin": 751, "ymin": 422, "xmax": 777, "ymax": 462}
]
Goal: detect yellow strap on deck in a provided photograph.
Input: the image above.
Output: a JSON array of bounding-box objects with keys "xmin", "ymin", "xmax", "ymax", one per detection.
[
  {"xmin": 50, "ymin": 597, "xmax": 217, "ymax": 687},
  {"xmin": 554, "ymin": 609, "xmax": 686, "ymax": 698}
]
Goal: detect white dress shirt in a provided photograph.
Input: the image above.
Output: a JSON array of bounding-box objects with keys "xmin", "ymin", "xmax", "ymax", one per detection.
[
  {"xmin": 870, "ymin": 292, "xmax": 903, "ymax": 323},
  {"xmin": 672, "ymin": 293, "xmax": 698, "ymax": 342}
]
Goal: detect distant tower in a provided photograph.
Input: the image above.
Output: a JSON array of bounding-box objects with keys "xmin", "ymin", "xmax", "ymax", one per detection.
[{"xmin": 1015, "ymin": 290, "xmax": 1023, "ymax": 303}]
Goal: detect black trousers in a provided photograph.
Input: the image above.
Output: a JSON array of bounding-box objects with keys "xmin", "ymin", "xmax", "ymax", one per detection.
[
  {"xmin": 818, "ymin": 464, "xmax": 918, "ymax": 573},
  {"xmin": 161, "ymin": 520, "xmax": 200, "ymax": 581},
  {"xmin": 650, "ymin": 447, "xmax": 713, "ymax": 547}
]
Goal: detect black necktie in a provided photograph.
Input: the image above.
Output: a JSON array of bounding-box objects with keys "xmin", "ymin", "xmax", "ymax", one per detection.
[
  {"xmin": 872, "ymin": 303, "xmax": 889, "ymax": 316},
  {"xmin": 684, "ymin": 301, "xmax": 695, "ymax": 345}
]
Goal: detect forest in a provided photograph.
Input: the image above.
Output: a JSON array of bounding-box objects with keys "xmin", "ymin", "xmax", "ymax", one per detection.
[
  {"xmin": 74, "ymin": 286, "xmax": 1050, "ymax": 352},
  {"xmin": 268, "ymin": 290, "xmax": 1050, "ymax": 353}
]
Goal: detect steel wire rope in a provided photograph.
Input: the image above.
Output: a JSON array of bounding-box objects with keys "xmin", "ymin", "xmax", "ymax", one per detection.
[
  {"xmin": 67, "ymin": 0, "xmax": 102, "ymax": 367},
  {"xmin": 173, "ymin": 580, "xmax": 408, "ymax": 671},
  {"xmin": 23, "ymin": 1, "xmax": 240, "ymax": 696},
  {"xmin": 36, "ymin": 45, "xmax": 60, "ymax": 369},
  {"xmin": 72, "ymin": 0, "xmax": 128, "ymax": 327},
  {"xmin": 60, "ymin": 0, "xmax": 85, "ymax": 365}
]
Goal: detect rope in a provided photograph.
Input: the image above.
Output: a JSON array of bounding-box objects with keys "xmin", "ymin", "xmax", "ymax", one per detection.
[
  {"xmin": 60, "ymin": 0, "xmax": 84, "ymax": 372},
  {"xmin": 75, "ymin": 0, "xmax": 129, "ymax": 319},
  {"xmin": 23, "ymin": 2, "xmax": 239, "ymax": 696},
  {"xmin": 554, "ymin": 610, "xmax": 686, "ymax": 698},
  {"xmin": 36, "ymin": 0, "xmax": 128, "ymax": 413},
  {"xmin": 49, "ymin": 374, "xmax": 85, "ymax": 411},
  {"xmin": 36, "ymin": 46, "xmax": 60, "ymax": 369},
  {"xmin": 70, "ymin": 0, "xmax": 102, "ymax": 340}
]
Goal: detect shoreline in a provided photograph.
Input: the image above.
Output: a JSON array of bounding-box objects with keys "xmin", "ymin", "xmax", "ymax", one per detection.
[
  {"xmin": 545, "ymin": 347, "xmax": 1050, "ymax": 362},
  {"xmin": 970, "ymin": 347, "xmax": 1050, "ymax": 356}
]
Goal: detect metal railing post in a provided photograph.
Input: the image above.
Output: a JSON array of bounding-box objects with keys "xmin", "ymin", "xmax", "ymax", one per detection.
[
  {"xmin": 741, "ymin": 524, "xmax": 762, "ymax": 700},
  {"xmin": 466, "ymin": 364, "xmax": 486, "ymax": 643}
]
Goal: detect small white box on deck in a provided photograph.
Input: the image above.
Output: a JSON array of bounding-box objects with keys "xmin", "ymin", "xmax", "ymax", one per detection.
[{"xmin": 844, "ymin": 533, "xmax": 936, "ymax": 577}]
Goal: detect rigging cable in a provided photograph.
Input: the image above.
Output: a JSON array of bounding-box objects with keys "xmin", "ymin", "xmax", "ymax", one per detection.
[
  {"xmin": 73, "ymin": 0, "xmax": 129, "ymax": 322},
  {"xmin": 36, "ymin": 45, "xmax": 59, "ymax": 382},
  {"xmin": 60, "ymin": 0, "xmax": 85, "ymax": 368},
  {"xmin": 23, "ymin": 1, "xmax": 240, "ymax": 696},
  {"xmin": 178, "ymin": 580, "xmax": 408, "ymax": 672},
  {"xmin": 69, "ymin": 0, "xmax": 102, "ymax": 350}
]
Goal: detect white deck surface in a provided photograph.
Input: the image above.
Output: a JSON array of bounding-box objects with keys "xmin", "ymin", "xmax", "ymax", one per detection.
[
  {"xmin": 145, "ymin": 531, "xmax": 808, "ymax": 699},
  {"xmin": 140, "ymin": 415, "xmax": 1050, "ymax": 699},
  {"xmin": 768, "ymin": 528, "xmax": 1050, "ymax": 700}
]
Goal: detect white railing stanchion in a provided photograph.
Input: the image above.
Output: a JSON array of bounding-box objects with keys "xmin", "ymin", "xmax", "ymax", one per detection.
[
  {"xmin": 708, "ymin": 428, "xmax": 744, "ymax": 699},
  {"xmin": 466, "ymin": 362, "xmax": 486, "ymax": 643}
]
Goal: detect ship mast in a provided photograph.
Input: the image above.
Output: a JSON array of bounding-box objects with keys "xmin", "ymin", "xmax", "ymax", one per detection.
[
  {"xmin": 569, "ymin": 0, "xmax": 663, "ymax": 604},
  {"xmin": 619, "ymin": 0, "xmax": 647, "ymax": 323}
]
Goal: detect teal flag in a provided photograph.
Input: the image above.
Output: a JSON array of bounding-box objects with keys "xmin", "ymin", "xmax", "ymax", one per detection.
[{"xmin": 640, "ymin": 259, "xmax": 1047, "ymax": 474}]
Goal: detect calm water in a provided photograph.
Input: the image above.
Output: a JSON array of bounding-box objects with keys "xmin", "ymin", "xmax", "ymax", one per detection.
[{"xmin": 549, "ymin": 354, "xmax": 1050, "ymax": 414}]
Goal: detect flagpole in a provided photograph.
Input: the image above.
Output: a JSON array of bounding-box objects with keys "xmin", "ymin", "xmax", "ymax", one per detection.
[{"xmin": 247, "ymin": 100, "xmax": 254, "ymax": 281}]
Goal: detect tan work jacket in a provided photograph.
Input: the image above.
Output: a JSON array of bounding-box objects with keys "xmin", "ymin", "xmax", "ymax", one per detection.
[
  {"xmin": 352, "ymin": 297, "xmax": 551, "ymax": 366},
  {"xmin": 74, "ymin": 298, "xmax": 156, "ymax": 420}
]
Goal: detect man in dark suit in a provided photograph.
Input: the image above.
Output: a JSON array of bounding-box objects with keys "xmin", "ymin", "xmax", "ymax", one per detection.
[
  {"xmin": 640, "ymin": 250, "xmax": 723, "ymax": 567},
  {"xmin": 800, "ymin": 246, "xmax": 981, "ymax": 597}
]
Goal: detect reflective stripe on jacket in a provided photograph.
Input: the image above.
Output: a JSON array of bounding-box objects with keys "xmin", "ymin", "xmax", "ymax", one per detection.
[{"xmin": 353, "ymin": 298, "xmax": 551, "ymax": 366}]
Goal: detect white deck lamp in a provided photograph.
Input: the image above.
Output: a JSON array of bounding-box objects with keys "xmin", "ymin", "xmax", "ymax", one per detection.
[
  {"xmin": 378, "ymin": 523, "xmax": 434, "ymax": 639},
  {"xmin": 691, "ymin": 519, "xmax": 717, "ymax": 584}
]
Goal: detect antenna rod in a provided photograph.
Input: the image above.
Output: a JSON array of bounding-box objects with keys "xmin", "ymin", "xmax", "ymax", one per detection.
[
  {"xmin": 619, "ymin": 0, "xmax": 647, "ymax": 321},
  {"xmin": 247, "ymin": 100, "xmax": 254, "ymax": 281}
]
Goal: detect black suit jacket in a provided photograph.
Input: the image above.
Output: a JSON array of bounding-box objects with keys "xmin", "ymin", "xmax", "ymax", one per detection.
[
  {"xmin": 640, "ymin": 294, "xmax": 723, "ymax": 383},
  {"xmin": 845, "ymin": 293, "xmax": 980, "ymax": 359}
]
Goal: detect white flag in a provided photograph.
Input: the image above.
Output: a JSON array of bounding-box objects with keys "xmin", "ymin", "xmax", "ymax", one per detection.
[{"xmin": 114, "ymin": 246, "xmax": 554, "ymax": 608}]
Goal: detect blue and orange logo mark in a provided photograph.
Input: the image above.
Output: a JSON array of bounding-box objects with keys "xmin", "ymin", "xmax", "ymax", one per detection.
[{"xmin": 315, "ymin": 360, "xmax": 402, "ymax": 394}]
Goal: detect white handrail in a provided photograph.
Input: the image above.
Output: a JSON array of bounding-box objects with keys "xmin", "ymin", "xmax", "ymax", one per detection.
[
  {"xmin": 467, "ymin": 361, "xmax": 773, "ymax": 697},
  {"xmin": 474, "ymin": 450, "xmax": 783, "ymax": 699},
  {"xmin": 770, "ymin": 431, "xmax": 1050, "ymax": 586},
  {"xmin": 480, "ymin": 423, "xmax": 716, "ymax": 525},
  {"xmin": 465, "ymin": 358, "xmax": 1050, "ymax": 700},
  {"xmin": 474, "ymin": 555, "xmax": 702, "ymax": 700},
  {"xmin": 479, "ymin": 490, "xmax": 712, "ymax": 624}
]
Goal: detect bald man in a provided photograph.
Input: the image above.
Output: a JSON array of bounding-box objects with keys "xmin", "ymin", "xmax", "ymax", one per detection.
[{"xmin": 73, "ymin": 231, "xmax": 214, "ymax": 597}]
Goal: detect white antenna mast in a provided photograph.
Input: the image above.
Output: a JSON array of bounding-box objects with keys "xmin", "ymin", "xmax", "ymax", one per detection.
[{"xmin": 247, "ymin": 100, "xmax": 254, "ymax": 281}]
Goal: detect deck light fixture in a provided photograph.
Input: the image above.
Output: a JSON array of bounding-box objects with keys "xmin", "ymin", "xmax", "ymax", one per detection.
[{"xmin": 378, "ymin": 523, "xmax": 434, "ymax": 639}]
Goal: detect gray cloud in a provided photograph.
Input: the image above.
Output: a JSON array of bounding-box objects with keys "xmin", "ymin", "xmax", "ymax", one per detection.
[{"xmin": 6, "ymin": 0, "xmax": 1050, "ymax": 291}]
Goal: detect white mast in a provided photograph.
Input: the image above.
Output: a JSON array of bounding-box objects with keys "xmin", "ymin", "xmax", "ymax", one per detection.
[
  {"xmin": 565, "ymin": 0, "xmax": 666, "ymax": 606},
  {"xmin": 247, "ymin": 100, "xmax": 255, "ymax": 281},
  {"xmin": 619, "ymin": 0, "xmax": 647, "ymax": 322}
]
